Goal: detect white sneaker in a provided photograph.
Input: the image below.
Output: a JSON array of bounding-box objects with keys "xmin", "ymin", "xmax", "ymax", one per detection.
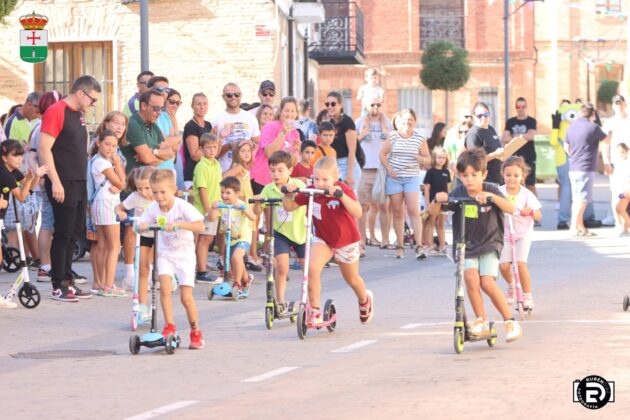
[
  {"xmin": 505, "ymin": 319, "xmax": 523, "ymax": 343},
  {"xmin": 0, "ymin": 296, "xmax": 18, "ymax": 309},
  {"xmin": 523, "ymin": 295, "xmax": 534, "ymax": 310},
  {"xmin": 506, "ymin": 283, "xmax": 515, "ymax": 305},
  {"xmin": 123, "ymin": 274, "xmax": 134, "ymax": 290},
  {"xmin": 470, "ymin": 317, "xmax": 489, "ymax": 336}
]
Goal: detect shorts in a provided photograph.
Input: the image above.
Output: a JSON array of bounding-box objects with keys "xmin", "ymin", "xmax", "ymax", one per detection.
[
  {"xmin": 184, "ymin": 180, "xmax": 193, "ymax": 190},
  {"xmin": 251, "ymin": 180, "xmax": 265, "ymax": 195},
  {"xmin": 38, "ymin": 190, "xmax": 54, "ymax": 230},
  {"xmin": 230, "ymin": 241, "xmax": 250, "ymax": 255},
  {"xmin": 274, "ymin": 231, "xmax": 306, "ymax": 258},
  {"xmin": 569, "ymin": 171, "xmax": 594, "ymax": 203},
  {"xmin": 524, "ymin": 161, "xmax": 536, "ymax": 186},
  {"xmin": 200, "ymin": 219, "xmax": 218, "ymax": 236},
  {"xmin": 4, "ymin": 193, "xmax": 40, "ymax": 233},
  {"xmin": 140, "ymin": 235, "xmax": 155, "ymax": 248},
  {"xmin": 358, "ymin": 168, "xmax": 377, "ymax": 202},
  {"xmin": 91, "ymin": 198, "xmax": 120, "ymax": 226},
  {"xmin": 499, "ymin": 236, "xmax": 532, "ymax": 263},
  {"xmin": 385, "ymin": 175, "xmax": 421, "ymax": 195},
  {"xmin": 313, "ymin": 237, "xmax": 360, "ymax": 264},
  {"xmin": 156, "ymin": 256, "xmax": 195, "ymax": 288},
  {"xmin": 464, "ymin": 251, "xmax": 500, "ymax": 277}
]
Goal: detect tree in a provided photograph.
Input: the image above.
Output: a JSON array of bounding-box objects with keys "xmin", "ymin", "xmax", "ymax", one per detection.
[
  {"xmin": 597, "ymin": 80, "xmax": 619, "ymax": 105},
  {"xmin": 0, "ymin": 0, "xmax": 18, "ymax": 25},
  {"xmin": 420, "ymin": 40, "xmax": 471, "ymax": 125}
]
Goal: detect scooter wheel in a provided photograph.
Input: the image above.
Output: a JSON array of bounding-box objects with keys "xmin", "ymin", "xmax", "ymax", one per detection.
[
  {"xmin": 208, "ymin": 288, "xmax": 214, "ymax": 300},
  {"xmin": 2, "ymin": 247, "xmax": 20, "ymax": 273},
  {"xmin": 175, "ymin": 335, "xmax": 182, "ymax": 349},
  {"xmin": 324, "ymin": 299, "xmax": 336, "ymax": 333},
  {"xmin": 231, "ymin": 286, "xmax": 239, "ymax": 301},
  {"xmin": 265, "ymin": 306, "xmax": 274, "ymax": 330},
  {"xmin": 165, "ymin": 334, "xmax": 176, "ymax": 354},
  {"xmin": 288, "ymin": 301, "xmax": 297, "ymax": 323},
  {"xmin": 624, "ymin": 296, "xmax": 629, "ymax": 312},
  {"xmin": 130, "ymin": 314, "xmax": 138, "ymax": 332},
  {"xmin": 454, "ymin": 327, "xmax": 464, "ymax": 354},
  {"xmin": 18, "ymin": 284, "xmax": 41, "ymax": 309},
  {"xmin": 129, "ymin": 335, "xmax": 141, "ymax": 355},
  {"xmin": 297, "ymin": 305, "xmax": 307, "ymax": 340},
  {"xmin": 487, "ymin": 322, "xmax": 497, "ymax": 348}
]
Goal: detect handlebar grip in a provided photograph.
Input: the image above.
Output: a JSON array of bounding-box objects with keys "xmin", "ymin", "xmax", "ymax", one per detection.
[
  {"xmin": 280, "ymin": 185, "xmax": 290, "ymax": 194},
  {"xmin": 248, "ymin": 197, "xmax": 283, "ymax": 204},
  {"xmin": 332, "ymin": 189, "xmax": 343, "ymax": 198},
  {"xmin": 133, "ymin": 225, "xmax": 170, "ymax": 233}
]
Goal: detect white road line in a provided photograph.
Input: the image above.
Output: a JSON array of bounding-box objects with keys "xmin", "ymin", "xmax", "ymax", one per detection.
[
  {"xmin": 331, "ymin": 340, "xmax": 377, "ymax": 353},
  {"xmin": 388, "ymin": 332, "xmax": 451, "ymax": 337},
  {"xmin": 125, "ymin": 400, "xmax": 199, "ymax": 420},
  {"xmin": 400, "ymin": 322, "xmax": 451, "ymax": 329},
  {"xmin": 400, "ymin": 319, "xmax": 630, "ymax": 329},
  {"xmin": 242, "ymin": 366, "xmax": 300, "ymax": 383}
]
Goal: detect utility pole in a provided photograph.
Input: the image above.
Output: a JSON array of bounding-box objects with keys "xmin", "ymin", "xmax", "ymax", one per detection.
[
  {"xmin": 140, "ymin": 0, "xmax": 149, "ymax": 71},
  {"xmin": 504, "ymin": 0, "xmax": 509, "ymax": 124}
]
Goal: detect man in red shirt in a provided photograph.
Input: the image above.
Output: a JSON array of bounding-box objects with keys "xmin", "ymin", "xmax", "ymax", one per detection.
[{"xmin": 39, "ymin": 75, "xmax": 101, "ymax": 302}]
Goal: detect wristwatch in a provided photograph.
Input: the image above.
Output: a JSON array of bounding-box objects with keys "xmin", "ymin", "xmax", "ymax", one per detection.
[{"xmin": 152, "ymin": 148, "xmax": 160, "ymax": 156}]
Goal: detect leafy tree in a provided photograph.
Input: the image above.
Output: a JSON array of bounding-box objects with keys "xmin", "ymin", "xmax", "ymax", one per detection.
[
  {"xmin": 0, "ymin": 0, "xmax": 18, "ymax": 25},
  {"xmin": 597, "ymin": 80, "xmax": 619, "ymax": 105}
]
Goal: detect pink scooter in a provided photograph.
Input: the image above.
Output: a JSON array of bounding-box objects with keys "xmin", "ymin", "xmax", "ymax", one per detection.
[{"xmin": 506, "ymin": 214, "xmax": 530, "ymax": 320}]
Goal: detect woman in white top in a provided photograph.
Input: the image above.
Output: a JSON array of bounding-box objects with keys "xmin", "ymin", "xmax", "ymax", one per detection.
[{"xmin": 379, "ymin": 109, "xmax": 430, "ymax": 260}]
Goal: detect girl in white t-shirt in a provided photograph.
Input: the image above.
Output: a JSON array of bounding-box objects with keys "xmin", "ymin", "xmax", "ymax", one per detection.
[
  {"xmin": 116, "ymin": 166, "xmax": 155, "ymax": 317},
  {"xmin": 499, "ymin": 156, "xmax": 542, "ymax": 310},
  {"xmin": 89, "ymin": 129, "xmax": 126, "ymax": 296}
]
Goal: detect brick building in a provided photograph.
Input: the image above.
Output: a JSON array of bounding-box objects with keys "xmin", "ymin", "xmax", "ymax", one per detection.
[{"xmin": 0, "ymin": 0, "xmax": 320, "ymax": 130}]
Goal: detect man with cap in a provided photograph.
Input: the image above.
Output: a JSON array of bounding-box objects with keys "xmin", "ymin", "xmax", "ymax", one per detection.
[
  {"xmin": 249, "ymin": 80, "xmax": 276, "ymax": 115},
  {"xmin": 602, "ymin": 94, "xmax": 630, "ymax": 229}
]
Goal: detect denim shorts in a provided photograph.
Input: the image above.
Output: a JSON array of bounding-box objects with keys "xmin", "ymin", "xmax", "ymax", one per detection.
[
  {"xmin": 274, "ymin": 231, "xmax": 306, "ymax": 258},
  {"xmin": 230, "ymin": 241, "xmax": 250, "ymax": 255},
  {"xmin": 385, "ymin": 175, "xmax": 421, "ymax": 195},
  {"xmin": 569, "ymin": 171, "xmax": 594, "ymax": 203},
  {"xmin": 464, "ymin": 251, "xmax": 500, "ymax": 277},
  {"xmin": 38, "ymin": 191, "xmax": 54, "ymax": 230}
]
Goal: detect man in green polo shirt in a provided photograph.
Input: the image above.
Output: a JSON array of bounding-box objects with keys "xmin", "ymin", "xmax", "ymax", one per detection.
[
  {"xmin": 4, "ymin": 91, "xmax": 41, "ymax": 143},
  {"xmin": 122, "ymin": 89, "xmax": 175, "ymax": 174}
]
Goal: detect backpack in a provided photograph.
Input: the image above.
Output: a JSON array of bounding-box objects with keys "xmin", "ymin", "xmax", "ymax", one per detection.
[{"xmin": 86, "ymin": 155, "xmax": 106, "ymax": 205}]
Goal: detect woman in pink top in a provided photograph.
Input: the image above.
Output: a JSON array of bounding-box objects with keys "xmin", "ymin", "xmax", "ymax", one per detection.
[{"xmin": 250, "ymin": 97, "xmax": 300, "ymax": 193}]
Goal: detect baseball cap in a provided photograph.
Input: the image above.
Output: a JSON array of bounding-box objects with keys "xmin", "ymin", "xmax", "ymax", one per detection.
[
  {"xmin": 612, "ymin": 95, "xmax": 625, "ymax": 103},
  {"xmin": 259, "ymin": 80, "xmax": 275, "ymax": 92}
]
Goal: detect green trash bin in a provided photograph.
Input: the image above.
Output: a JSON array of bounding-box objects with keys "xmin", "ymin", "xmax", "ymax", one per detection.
[{"xmin": 534, "ymin": 135, "xmax": 557, "ymax": 181}]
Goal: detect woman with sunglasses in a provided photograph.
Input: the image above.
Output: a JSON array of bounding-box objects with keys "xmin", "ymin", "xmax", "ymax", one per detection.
[
  {"xmin": 379, "ymin": 108, "xmax": 430, "ymax": 260},
  {"xmin": 465, "ymin": 102, "xmax": 504, "ymax": 185},
  {"xmin": 183, "ymin": 93, "xmax": 212, "ymax": 190},
  {"xmin": 325, "ymin": 91, "xmax": 362, "ymax": 190}
]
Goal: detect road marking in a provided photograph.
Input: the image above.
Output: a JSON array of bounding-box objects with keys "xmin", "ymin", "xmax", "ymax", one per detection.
[
  {"xmin": 400, "ymin": 322, "xmax": 451, "ymax": 329},
  {"xmin": 242, "ymin": 366, "xmax": 300, "ymax": 383},
  {"xmin": 125, "ymin": 400, "xmax": 199, "ymax": 420},
  {"xmin": 331, "ymin": 340, "xmax": 377, "ymax": 353},
  {"xmin": 400, "ymin": 319, "xmax": 630, "ymax": 328},
  {"xmin": 388, "ymin": 332, "xmax": 451, "ymax": 337}
]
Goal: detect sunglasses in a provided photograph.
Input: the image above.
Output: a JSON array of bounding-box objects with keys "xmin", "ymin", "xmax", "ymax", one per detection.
[
  {"xmin": 324, "ymin": 101, "xmax": 337, "ymax": 108},
  {"xmin": 149, "ymin": 105, "xmax": 162, "ymax": 113},
  {"xmin": 167, "ymin": 99, "xmax": 182, "ymax": 106},
  {"xmin": 370, "ymin": 103, "xmax": 382, "ymax": 108},
  {"xmin": 153, "ymin": 86, "xmax": 171, "ymax": 93},
  {"xmin": 138, "ymin": 81, "xmax": 147, "ymax": 86},
  {"xmin": 459, "ymin": 129, "xmax": 468, "ymax": 134},
  {"xmin": 261, "ymin": 91, "xmax": 275, "ymax": 97},
  {"xmin": 81, "ymin": 90, "xmax": 98, "ymax": 105},
  {"xmin": 475, "ymin": 112, "xmax": 490, "ymax": 119},
  {"xmin": 224, "ymin": 92, "xmax": 241, "ymax": 99},
  {"xmin": 515, "ymin": 105, "xmax": 526, "ymax": 110}
]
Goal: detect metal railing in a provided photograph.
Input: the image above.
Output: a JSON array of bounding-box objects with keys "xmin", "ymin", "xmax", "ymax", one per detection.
[{"xmin": 308, "ymin": 1, "xmax": 364, "ymax": 63}]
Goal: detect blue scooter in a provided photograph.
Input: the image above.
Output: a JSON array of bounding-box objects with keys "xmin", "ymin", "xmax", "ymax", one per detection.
[
  {"xmin": 208, "ymin": 203, "xmax": 250, "ymax": 301},
  {"xmin": 129, "ymin": 224, "xmax": 181, "ymax": 355}
]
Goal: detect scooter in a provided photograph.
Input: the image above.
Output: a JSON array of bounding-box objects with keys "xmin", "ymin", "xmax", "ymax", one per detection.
[
  {"xmin": 506, "ymin": 214, "xmax": 531, "ymax": 319},
  {"xmin": 248, "ymin": 196, "xmax": 298, "ymax": 329},
  {"xmin": 129, "ymin": 224, "xmax": 181, "ymax": 355},
  {"xmin": 127, "ymin": 217, "xmax": 150, "ymax": 331},
  {"xmin": 2, "ymin": 196, "xmax": 41, "ymax": 308},
  {"xmin": 281, "ymin": 186, "xmax": 341, "ymax": 340},
  {"xmin": 446, "ymin": 196, "xmax": 498, "ymax": 354},
  {"xmin": 208, "ymin": 203, "xmax": 250, "ymax": 301}
]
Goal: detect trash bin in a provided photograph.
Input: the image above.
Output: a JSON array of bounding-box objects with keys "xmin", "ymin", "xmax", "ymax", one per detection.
[{"xmin": 534, "ymin": 135, "xmax": 557, "ymax": 181}]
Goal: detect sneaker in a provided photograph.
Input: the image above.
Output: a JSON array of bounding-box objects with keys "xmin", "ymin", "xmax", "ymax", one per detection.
[
  {"xmin": 195, "ymin": 272, "xmax": 221, "ymax": 285},
  {"xmin": 123, "ymin": 274, "xmax": 134, "ymax": 290},
  {"xmin": 523, "ymin": 295, "xmax": 534, "ymax": 310},
  {"xmin": 68, "ymin": 285, "xmax": 92, "ymax": 299},
  {"xmin": 243, "ymin": 274, "xmax": 254, "ymax": 289},
  {"xmin": 415, "ymin": 247, "xmax": 428, "ymax": 260},
  {"xmin": 51, "ymin": 287, "xmax": 79, "ymax": 302},
  {"xmin": 505, "ymin": 319, "xmax": 523, "ymax": 343},
  {"xmin": 276, "ymin": 302, "xmax": 288, "ymax": 316},
  {"xmin": 139, "ymin": 304, "xmax": 151, "ymax": 322},
  {"xmin": 506, "ymin": 283, "xmax": 515, "ymax": 305},
  {"xmin": 470, "ymin": 317, "xmax": 490, "ymax": 337},
  {"xmin": 216, "ymin": 260, "xmax": 224, "ymax": 271},
  {"xmin": 289, "ymin": 261, "xmax": 301, "ymax": 270},
  {"xmin": 427, "ymin": 248, "xmax": 440, "ymax": 256},
  {"xmin": 28, "ymin": 258, "xmax": 41, "ymax": 271},
  {"xmin": 161, "ymin": 323, "xmax": 177, "ymax": 339},
  {"xmin": 557, "ymin": 221, "xmax": 570, "ymax": 230},
  {"xmin": 310, "ymin": 308, "xmax": 323, "ymax": 325},
  {"xmin": 37, "ymin": 267, "xmax": 51, "ymax": 282},
  {"xmin": 359, "ymin": 290, "xmax": 374, "ymax": 324},
  {"xmin": 245, "ymin": 260, "xmax": 263, "ymax": 272},
  {"xmin": 0, "ymin": 296, "xmax": 18, "ymax": 309},
  {"xmin": 70, "ymin": 270, "xmax": 88, "ymax": 285},
  {"xmin": 189, "ymin": 330, "xmax": 205, "ymax": 350}
]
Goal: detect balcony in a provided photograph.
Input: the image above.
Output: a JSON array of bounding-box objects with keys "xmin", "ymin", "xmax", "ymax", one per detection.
[{"xmin": 308, "ymin": 1, "xmax": 364, "ymax": 65}]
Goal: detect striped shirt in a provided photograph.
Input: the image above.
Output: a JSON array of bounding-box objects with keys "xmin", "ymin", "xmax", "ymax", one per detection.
[{"xmin": 387, "ymin": 130, "xmax": 424, "ymax": 178}]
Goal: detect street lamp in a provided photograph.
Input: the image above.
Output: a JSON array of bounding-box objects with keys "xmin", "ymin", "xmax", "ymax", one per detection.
[{"xmin": 504, "ymin": 0, "xmax": 543, "ymax": 121}]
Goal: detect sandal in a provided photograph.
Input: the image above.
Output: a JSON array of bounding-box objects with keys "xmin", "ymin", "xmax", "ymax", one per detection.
[
  {"xmin": 415, "ymin": 246, "xmax": 428, "ymax": 260},
  {"xmin": 98, "ymin": 286, "xmax": 128, "ymax": 297},
  {"xmin": 379, "ymin": 243, "xmax": 396, "ymax": 250},
  {"xmin": 395, "ymin": 246, "xmax": 405, "ymax": 259},
  {"xmin": 359, "ymin": 244, "xmax": 366, "ymax": 259},
  {"xmin": 365, "ymin": 239, "xmax": 379, "ymax": 247}
]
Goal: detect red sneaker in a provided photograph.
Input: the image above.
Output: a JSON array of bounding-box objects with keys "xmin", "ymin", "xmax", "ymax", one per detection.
[
  {"xmin": 161, "ymin": 323, "xmax": 177, "ymax": 339},
  {"xmin": 359, "ymin": 290, "xmax": 374, "ymax": 324},
  {"xmin": 189, "ymin": 330, "xmax": 205, "ymax": 350}
]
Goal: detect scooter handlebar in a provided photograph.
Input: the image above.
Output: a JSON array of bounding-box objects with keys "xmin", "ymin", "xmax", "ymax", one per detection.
[
  {"xmin": 133, "ymin": 225, "xmax": 171, "ymax": 233},
  {"xmin": 216, "ymin": 203, "xmax": 247, "ymax": 210},
  {"xmin": 248, "ymin": 197, "xmax": 283, "ymax": 204},
  {"xmin": 280, "ymin": 185, "xmax": 343, "ymax": 198}
]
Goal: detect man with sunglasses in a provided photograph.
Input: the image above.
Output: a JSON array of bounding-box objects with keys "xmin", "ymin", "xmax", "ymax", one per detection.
[
  {"xmin": 249, "ymin": 80, "xmax": 276, "ymax": 116},
  {"xmin": 39, "ymin": 75, "xmax": 101, "ymax": 302},
  {"xmin": 122, "ymin": 70, "xmax": 154, "ymax": 118},
  {"xmin": 146, "ymin": 77, "xmax": 181, "ymax": 174},
  {"xmin": 503, "ymin": 97, "xmax": 538, "ymax": 195},
  {"xmin": 211, "ymin": 82, "xmax": 260, "ymax": 172}
]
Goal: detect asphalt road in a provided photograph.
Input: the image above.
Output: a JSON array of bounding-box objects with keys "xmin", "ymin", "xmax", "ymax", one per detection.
[{"xmin": 1, "ymin": 176, "xmax": 628, "ymax": 419}]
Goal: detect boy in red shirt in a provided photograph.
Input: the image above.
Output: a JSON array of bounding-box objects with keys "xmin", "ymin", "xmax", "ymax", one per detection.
[
  {"xmin": 283, "ymin": 156, "xmax": 373, "ymax": 324},
  {"xmin": 291, "ymin": 140, "xmax": 316, "ymax": 183}
]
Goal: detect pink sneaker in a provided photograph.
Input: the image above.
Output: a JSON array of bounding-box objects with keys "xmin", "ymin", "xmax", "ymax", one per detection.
[
  {"xmin": 506, "ymin": 283, "xmax": 515, "ymax": 305},
  {"xmin": 310, "ymin": 308, "xmax": 323, "ymax": 326},
  {"xmin": 359, "ymin": 290, "xmax": 374, "ymax": 324}
]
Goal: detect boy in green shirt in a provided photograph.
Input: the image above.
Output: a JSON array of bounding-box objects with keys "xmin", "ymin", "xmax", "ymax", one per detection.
[
  {"xmin": 193, "ymin": 133, "xmax": 222, "ymax": 284},
  {"xmin": 253, "ymin": 150, "xmax": 307, "ymax": 315}
]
